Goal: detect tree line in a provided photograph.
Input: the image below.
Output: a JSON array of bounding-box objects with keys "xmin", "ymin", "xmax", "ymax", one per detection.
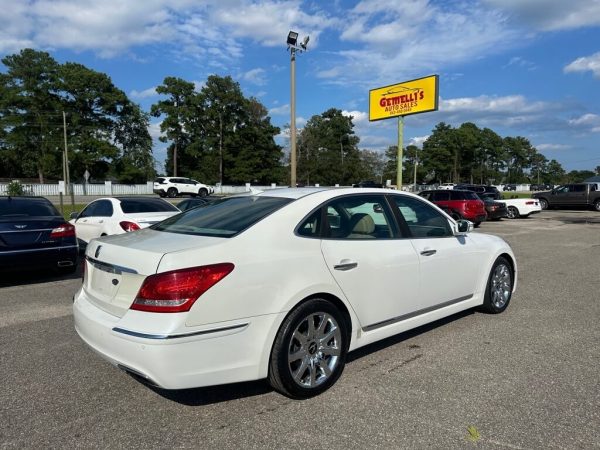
[{"xmin": 1, "ymin": 48, "xmax": 597, "ymax": 186}]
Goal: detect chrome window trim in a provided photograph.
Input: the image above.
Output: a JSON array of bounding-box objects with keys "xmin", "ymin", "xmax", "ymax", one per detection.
[{"xmin": 112, "ymin": 323, "xmax": 249, "ymax": 340}]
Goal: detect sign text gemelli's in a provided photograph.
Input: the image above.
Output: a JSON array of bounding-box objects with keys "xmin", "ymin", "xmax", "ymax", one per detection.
[{"xmin": 369, "ymin": 75, "xmax": 439, "ymax": 121}]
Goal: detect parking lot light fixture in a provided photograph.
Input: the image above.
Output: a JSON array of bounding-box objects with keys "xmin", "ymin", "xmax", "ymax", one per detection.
[{"xmin": 287, "ymin": 30, "xmax": 309, "ymax": 188}]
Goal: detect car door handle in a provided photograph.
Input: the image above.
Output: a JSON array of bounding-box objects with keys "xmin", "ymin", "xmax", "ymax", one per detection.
[
  {"xmin": 99, "ymin": 220, "xmax": 104, "ymax": 223},
  {"xmin": 420, "ymin": 249, "xmax": 437, "ymax": 256},
  {"xmin": 334, "ymin": 261, "xmax": 358, "ymax": 271}
]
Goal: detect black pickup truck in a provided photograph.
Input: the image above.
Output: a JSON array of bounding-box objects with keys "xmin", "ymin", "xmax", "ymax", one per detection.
[{"xmin": 532, "ymin": 183, "xmax": 600, "ymax": 211}]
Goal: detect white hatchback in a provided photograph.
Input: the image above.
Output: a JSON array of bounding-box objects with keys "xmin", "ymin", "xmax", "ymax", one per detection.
[
  {"xmin": 73, "ymin": 188, "xmax": 517, "ymax": 398},
  {"xmin": 70, "ymin": 197, "xmax": 180, "ymax": 243}
]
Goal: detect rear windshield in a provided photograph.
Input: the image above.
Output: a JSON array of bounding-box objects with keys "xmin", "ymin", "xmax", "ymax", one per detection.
[
  {"xmin": 152, "ymin": 196, "xmax": 292, "ymax": 237},
  {"xmin": 120, "ymin": 198, "xmax": 179, "ymax": 213},
  {"xmin": 0, "ymin": 198, "xmax": 60, "ymax": 217}
]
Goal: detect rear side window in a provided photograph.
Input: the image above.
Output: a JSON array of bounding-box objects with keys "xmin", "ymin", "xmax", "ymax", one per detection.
[
  {"xmin": 155, "ymin": 178, "xmax": 166, "ymax": 184},
  {"xmin": 432, "ymin": 191, "xmax": 450, "ymax": 201},
  {"xmin": 120, "ymin": 199, "xmax": 179, "ymax": 213},
  {"xmin": 0, "ymin": 198, "xmax": 59, "ymax": 217},
  {"xmin": 152, "ymin": 196, "xmax": 292, "ymax": 237}
]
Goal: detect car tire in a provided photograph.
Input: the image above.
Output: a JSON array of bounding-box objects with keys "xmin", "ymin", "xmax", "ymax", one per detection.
[
  {"xmin": 506, "ymin": 206, "xmax": 519, "ymax": 219},
  {"xmin": 538, "ymin": 198, "xmax": 548, "ymax": 210},
  {"xmin": 158, "ymin": 192, "xmax": 166, "ymax": 198},
  {"xmin": 199, "ymin": 188, "xmax": 208, "ymax": 197},
  {"xmin": 480, "ymin": 256, "xmax": 513, "ymax": 314},
  {"xmin": 268, "ymin": 298, "xmax": 349, "ymax": 399},
  {"xmin": 167, "ymin": 187, "xmax": 178, "ymax": 198},
  {"xmin": 594, "ymin": 200, "xmax": 600, "ymax": 212},
  {"xmin": 474, "ymin": 222, "xmax": 481, "ymax": 228},
  {"xmin": 450, "ymin": 211, "xmax": 462, "ymax": 221}
]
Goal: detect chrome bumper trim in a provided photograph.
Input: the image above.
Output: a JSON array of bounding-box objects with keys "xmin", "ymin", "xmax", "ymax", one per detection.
[{"xmin": 112, "ymin": 323, "xmax": 249, "ymax": 340}]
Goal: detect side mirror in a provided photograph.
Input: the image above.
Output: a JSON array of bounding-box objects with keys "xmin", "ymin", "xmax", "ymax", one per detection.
[
  {"xmin": 455, "ymin": 219, "xmax": 473, "ymax": 235},
  {"xmin": 69, "ymin": 212, "xmax": 79, "ymax": 220}
]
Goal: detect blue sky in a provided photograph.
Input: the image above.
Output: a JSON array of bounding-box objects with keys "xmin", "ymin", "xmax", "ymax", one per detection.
[{"xmin": 1, "ymin": 0, "xmax": 600, "ymax": 173}]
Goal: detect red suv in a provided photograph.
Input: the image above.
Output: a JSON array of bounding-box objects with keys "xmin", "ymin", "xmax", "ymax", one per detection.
[{"xmin": 419, "ymin": 189, "xmax": 487, "ymax": 227}]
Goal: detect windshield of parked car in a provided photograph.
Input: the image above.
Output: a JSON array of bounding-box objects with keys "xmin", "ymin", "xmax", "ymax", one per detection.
[
  {"xmin": 119, "ymin": 198, "xmax": 179, "ymax": 213},
  {"xmin": 0, "ymin": 198, "xmax": 60, "ymax": 217},
  {"xmin": 152, "ymin": 196, "xmax": 293, "ymax": 237}
]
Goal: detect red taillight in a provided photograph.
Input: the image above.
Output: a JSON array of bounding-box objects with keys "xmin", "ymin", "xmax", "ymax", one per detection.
[
  {"xmin": 50, "ymin": 223, "xmax": 76, "ymax": 238},
  {"xmin": 131, "ymin": 263, "xmax": 235, "ymax": 313},
  {"xmin": 120, "ymin": 221, "xmax": 141, "ymax": 232},
  {"xmin": 525, "ymin": 201, "xmax": 535, "ymax": 205}
]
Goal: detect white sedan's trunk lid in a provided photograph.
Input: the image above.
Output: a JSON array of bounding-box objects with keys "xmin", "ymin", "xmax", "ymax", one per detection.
[
  {"xmin": 83, "ymin": 228, "xmax": 223, "ymax": 317},
  {"xmin": 124, "ymin": 211, "xmax": 179, "ymax": 228}
]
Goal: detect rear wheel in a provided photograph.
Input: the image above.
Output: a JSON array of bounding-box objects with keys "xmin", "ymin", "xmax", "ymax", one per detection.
[
  {"xmin": 167, "ymin": 187, "xmax": 178, "ymax": 198},
  {"xmin": 594, "ymin": 199, "xmax": 600, "ymax": 212},
  {"xmin": 538, "ymin": 198, "xmax": 548, "ymax": 210},
  {"xmin": 474, "ymin": 222, "xmax": 481, "ymax": 228},
  {"xmin": 506, "ymin": 206, "xmax": 519, "ymax": 219},
  {"xmin": 269, "ymin": 299, "xmax": 348, "ymax": 399},
  {"xmin": 481, "ymin": 256, "xmax": 513, "ymax": 314}
]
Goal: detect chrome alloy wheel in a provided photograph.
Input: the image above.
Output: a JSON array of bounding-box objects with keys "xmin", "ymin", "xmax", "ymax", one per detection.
[
  {"xmin": 287, "ymin": 312, "xmax": 342, "ymax": 388},
  {"xmin": 490, "ymin": 263, "xmax": 512, "ymax": 309}
]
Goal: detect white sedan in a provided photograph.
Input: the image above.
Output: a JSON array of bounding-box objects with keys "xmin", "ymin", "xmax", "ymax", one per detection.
[
  {"xmin": 70, "ymin": 197, "xmax": 180, "ymax": 243},
  {"xmin": 502, "ymin": 198, "xmax": 542, "ymax": 219},
  {"xmin": 73, "ymin": 188, "xmax": 517, "ymax": 398}
]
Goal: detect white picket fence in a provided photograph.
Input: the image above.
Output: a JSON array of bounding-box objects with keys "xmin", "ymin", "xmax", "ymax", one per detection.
[{"xmin": 0, "ymin": 181, "xmax": 284, "ymax": 196}]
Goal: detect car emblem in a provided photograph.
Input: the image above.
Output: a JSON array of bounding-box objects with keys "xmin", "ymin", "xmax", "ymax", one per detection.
[
  {"xmin": 95, "ymin": 245, "xmax": 102, "ymax": 258},
  {"xmin": 14, "ymin": 224, "xmax": 27, "ymax": 229}
]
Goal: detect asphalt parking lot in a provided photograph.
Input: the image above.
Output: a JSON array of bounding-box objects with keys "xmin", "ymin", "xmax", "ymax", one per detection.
[{"xmin": 1, "ymin": 210, "xmax": 599, "ymax": 449}]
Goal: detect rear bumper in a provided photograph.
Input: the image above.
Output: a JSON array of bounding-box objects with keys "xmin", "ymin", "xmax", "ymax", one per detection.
[
  {"xmin": 464, "ymin": 213, "xmax": 487, "ymax": 223},
  {"xmin": 73, "ymin": 290, "xmax": 284, "ymax": 389},
  {"xmin": 0, "ymin": 245, "xmax": 78, "ymax": 271}
]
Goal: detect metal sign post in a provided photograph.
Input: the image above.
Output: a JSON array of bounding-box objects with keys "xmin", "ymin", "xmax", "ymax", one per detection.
[{"xmin": 397, "ymin": 116, "xmax": 404, "ymax": 190}]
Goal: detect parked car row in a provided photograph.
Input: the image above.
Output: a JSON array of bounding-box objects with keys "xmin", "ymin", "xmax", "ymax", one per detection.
[
  {"xmin": 418, "ymin": 186, "xmax": 542, "ymax": 225},
  {"xmin": 0, "ymin": 193, "xmax": 219, "ymax": 276}
]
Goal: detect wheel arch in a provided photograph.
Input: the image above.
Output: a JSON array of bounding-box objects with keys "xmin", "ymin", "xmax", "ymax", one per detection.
[{"xmin": 261, "ymin": 291, "xmax": 356, "ymax": 380}]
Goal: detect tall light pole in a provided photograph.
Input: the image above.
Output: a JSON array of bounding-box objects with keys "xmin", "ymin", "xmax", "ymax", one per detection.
[
  {"xmin": 173, "ymin": 100, "xmax": 178, "ymax": 177},
  {"xmin": 287, "ymin": 30, "xmax": 309, "ymax": 187}
]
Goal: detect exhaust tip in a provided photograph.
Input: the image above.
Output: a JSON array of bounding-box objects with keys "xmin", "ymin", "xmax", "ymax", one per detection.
[
  {"xmin": 117, "ymin": 364, "xmax": 158, "ymax": 387},
  {"xmin": 57, "ymin": 261, "xmax": 74, "ymax": 267}
]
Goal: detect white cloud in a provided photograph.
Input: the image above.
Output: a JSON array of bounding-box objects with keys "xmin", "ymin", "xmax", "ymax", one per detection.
[
  {"xmin": 568, "ymin": 113, "xmax": 600, "ymax": 132},
  {"xmin": 269, "ymin": 104, "xmax": 290, "ymax": 116},
  {"xmin": 0, "ymin": 0, "xmax": 332, "ymax": 63},
  {"xmin": 536, "ymin": 143, "xmax": 571, "ymax": 151},
  {"xmin": 342, "ymin": 110, "xmax": 369, "ymax": 126},
  {"xmin": 504, "ymin": 56, "xmax": 537, "ymax": 71},
  {"xmin": 241, "ymin": 68, "xmax": 267, "ymax": 85},
  {"xmin": 318, "ymin": 1, "xmax": 521, "ymax": 87},
  {"xmin": 148, "ymin": 121, "xmax": 164, "ymax": 140},
  {"xmin": 564, "ymin": 52, "xmax": 600, "ymax": 78},
  {"xmin": 409, "ymin": 135, "xmax": 429, "ymax": 148},
  {"xmin": 130, "ymin": 86, "xmax": 158, "ymax": 99},
  {"xmin": 483, "ymin": 0, "xmax": 600, "ymax": 31}
]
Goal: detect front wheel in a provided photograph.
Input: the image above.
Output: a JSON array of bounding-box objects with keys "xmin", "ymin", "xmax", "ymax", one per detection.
[
  {"xmin": 269, "ymin": 299, "xmax": 348, "ymax": 399},
  {"xmin": 506, "ymin": 206, "xmax": 519, "ymax": 219},
  {"xmin": 481, "ymin": 256, "xmax": 514, "ymax": 314},
  {"xmin": 199, "ymin": 188, "xmax": 208, "ymax": 197},
  {"xmin": 594, "ymin": 200, "xmax": 600, "ymax": 212},
  {"xmin": 167, "ymin": 187, "xmax": 178, "ymax": 198},
  {"xmin": 538, "ymin": 198, "xmax": 548, "ymax": 210}
]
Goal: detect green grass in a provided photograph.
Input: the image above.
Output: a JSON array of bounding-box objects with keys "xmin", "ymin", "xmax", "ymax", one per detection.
[
  {"xmin": 501, "ymin": 192, "xmax": 533, "ymax": 199},
  {"xmin": 58, "ymin": 203, "xmax": 85, "ymax": 221}
]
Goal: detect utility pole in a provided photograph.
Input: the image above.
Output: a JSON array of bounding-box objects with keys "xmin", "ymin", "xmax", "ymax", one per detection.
[{"xmin": 62, "ymin": 111, "xmax": 70, "ymax": 193}]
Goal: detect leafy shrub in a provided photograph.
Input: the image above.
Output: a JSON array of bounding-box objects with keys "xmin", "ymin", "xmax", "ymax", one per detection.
[{"xmin": 6, "ymin": 180, "xmax": 25, "ymax": 196}]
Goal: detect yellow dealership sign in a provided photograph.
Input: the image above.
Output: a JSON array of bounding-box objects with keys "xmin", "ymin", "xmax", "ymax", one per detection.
[{"xmin": 369, "ymin": 75, "xmax": 439, "ymax": 121}]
